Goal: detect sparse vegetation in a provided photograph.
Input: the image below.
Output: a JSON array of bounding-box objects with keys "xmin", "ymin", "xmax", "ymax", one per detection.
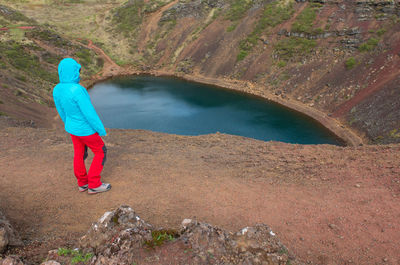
[
  {"xmin": 26, "ymin": 29, "xmax": 72, "ymax": 48},
  {"xmin": 144, "ymin": 0, "xmax": 172, "ymax": 13},
  {"xmin": 277, "ymin": 60, "xmax": 287, "ymax": 68},
  {"xmin": 237, "ymin": 1, "xmax": 294, "ymax": 61},
  {"xmin": 389, "ymin": 129, "xmax": 400, "ymax": 138},
  {"xmin": 0, "ymin": 4, "xmax": 35, "ymax": 23},
  {"xmin": 358, "ymin": 38, "xmax": 379, "ymax": 52},
  {"xmin": 74, "ymin": 48, "xmax": 101, "ymax": 78},
  {"xmin": 113, "ymin": 0, "xmax": 145, "ymax": 34},
  {"xmin": 51, "ymin": 0, "xmax": 84, "ymax": 3},
  {"xmin": 0, "ymin": 61, "xmax": 6, "ymax": 69},
  {"xmin": 144, "ymin": 230, "xmax": 178, "ymax": 248},
  {"xmin": 0, "ymin": 41, "xmax": 58, "ymax": 84},
  {"xmin": 237, "ymin": 50, "xmax": 249, "ymax": 61},
  {"xmin": 291, "ymin": 6, "xmax": 317, "ymax": 34},
  {"xmin": 225, "ymin": 0, "xmax": 253, "ymax": 21},
  {"xmin": 226, "ymin": 23, "xmax": 237, "ymax": 32},
  {"xmin": 376, "ymin": 28, "xmax": 386, "ymax": 37},
  {"xmin": 15, "ymin": 74, "xmax": 27, "ymax": 82},
  {"xmin": 14, "ymin": 90, "xmax": 23, "ymax": 97},
  {"xmin": 57, "ymin": 248, "xmax": 94, "ymax": 265},
  {"xmin": 274, "ymin": 37, "xmax": 317, "ymax": 61},
  {"xmin": 42, "ymin": 52, "xmax": 63, "ymax": 65},
  {"xmin": 345, "ymin": 57, "xmax": 357, "ymax": 69},
  {"xmin": 75, "ymin": 48, "xmax": 93, "ymax": 68}
]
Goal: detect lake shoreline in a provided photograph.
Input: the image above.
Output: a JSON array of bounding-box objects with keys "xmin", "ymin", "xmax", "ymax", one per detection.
[
  {"xmin": 78, "ymin": 39, "xmax": 364, "ymax": 147},
  {"xmin": 84, "ymin": 68, "xmax": 363, "ymax": 146},
  {"xmin": 89, "ymin": 75, "xmax": 343, "ymax": 145}
]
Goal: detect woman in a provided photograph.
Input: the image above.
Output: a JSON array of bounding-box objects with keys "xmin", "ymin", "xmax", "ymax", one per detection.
[{"xmin": 53, "ymin": 58, "xmax": 111, "ymax": 194}]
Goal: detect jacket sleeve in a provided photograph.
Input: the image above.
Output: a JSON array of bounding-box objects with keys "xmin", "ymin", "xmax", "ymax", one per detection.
[
  {"xmin": 75, "ymin": 86, "xmax": 107, "ymax": 136},
  {"xmin": 53, "ymin": 92, "xmax": 66, "ymax": 124}
]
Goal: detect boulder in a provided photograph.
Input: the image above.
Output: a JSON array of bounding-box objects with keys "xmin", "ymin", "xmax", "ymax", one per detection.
[
  {"xmin": 76, "ymin": 206, "xmax": 301, "ymax": 264},
  {"xmin": 181, "ymin": 219, "xmax": 297, "ymax": 264},
  {"xmin": 40, "ymin": 261, "xmax": 60, "ymax": 265},
  {"xmin": 79, "ymin": 205, "xmax": 153, "ymax": 255},
  {"xmin": 0, "ymin": 256, "xmax": 24, "ymax": 265},
  {"xmin": 0, "ymin": 210, "xmax": 23, "ymax": 254}
]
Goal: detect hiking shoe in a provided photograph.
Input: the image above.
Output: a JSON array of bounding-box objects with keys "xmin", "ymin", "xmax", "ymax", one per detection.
[
  {"xmin": 88, "ymin": 183, "xmax": 111, "ymax": 194},
  {"xmin": 78, "ymin": 184, "xmax": 88, "ymax": 192}
]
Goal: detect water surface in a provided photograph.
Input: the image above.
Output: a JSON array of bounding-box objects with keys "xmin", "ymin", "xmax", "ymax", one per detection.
[{"xmin": 90, "ymin": 76, "xmax": 342, "ymax": 145}]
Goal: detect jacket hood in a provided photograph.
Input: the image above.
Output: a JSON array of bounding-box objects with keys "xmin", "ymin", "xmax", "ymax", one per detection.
[{"xmin": 58, "ymin": 58, "xmax": 81, "ymax": 84}]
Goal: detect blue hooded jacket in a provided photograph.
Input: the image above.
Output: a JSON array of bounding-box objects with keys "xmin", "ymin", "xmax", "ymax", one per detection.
[{"xmin": 53, "ymin": 58, "xmax": 106, "ymax": 136}]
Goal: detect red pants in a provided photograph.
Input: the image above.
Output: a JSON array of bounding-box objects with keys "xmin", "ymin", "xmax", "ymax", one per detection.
[{"xmin": 70, "ymin": 133, "xmax": 107, "ymax": 189}]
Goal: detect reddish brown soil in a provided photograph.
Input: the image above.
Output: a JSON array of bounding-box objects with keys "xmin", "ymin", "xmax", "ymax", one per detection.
[
  {"xmin": 332, "ymin": 40, "xmax": 400, "ymax": 118},
  {"xmin": 81, "ymin": 39, "xmax": 364, "ymax": 146},
  {"xmin": 0, "ymin": 26, "xmax": 35, "ymax": 31},
  {"xmin": 0, "ymin": 124, "xmax": 399, "ymax": 265},
  {"xmin": 137, "ymin": 0, "xmax": 180, "ymax": 53}
]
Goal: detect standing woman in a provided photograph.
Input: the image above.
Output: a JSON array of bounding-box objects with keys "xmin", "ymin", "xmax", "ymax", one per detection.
[{"xmin": 53, "ymin": 58, "xmax": 111, "ymax": 194}]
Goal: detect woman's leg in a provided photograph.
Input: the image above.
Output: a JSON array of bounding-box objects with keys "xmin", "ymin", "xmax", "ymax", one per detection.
[
  {"xmin": 80, "ymin": 133, "xmax": 106, "ymax": 189},
  {"xmin": 70, "ymin": 134, "xmax": 88, "ymax": 187}
]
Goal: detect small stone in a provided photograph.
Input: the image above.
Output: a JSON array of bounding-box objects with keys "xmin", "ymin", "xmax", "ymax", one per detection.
[
  {"xmin": 355, "ymin": 184, "xmax": 361, "ymax": 188},
  {"xmin": 41, "ymin": 261, "xmax": 61, "ymax": 265},
  {"xmin": 328, "ymin": 224, "xmax": 338, "ymax": 230},
  {"xmin": 1, "ymin": 257, "xmax": 24, "ymax": 265},
  {"xmin": 383, "ymin": 257, "xmax": 388, "ymax": 262},
  {"xmin": 182, "ymin": 219, "xmax": 192, "ymax": 228}
]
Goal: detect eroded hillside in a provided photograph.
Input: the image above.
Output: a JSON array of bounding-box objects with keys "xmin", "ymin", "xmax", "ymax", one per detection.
[
  {"xmin": 0, "ymin": 4, "xmax": 103, "ymax": 127},
  {"xmin": 112, "ymin": 0, "xmax": 400, "ymax": 144},
  {"xmin": 3, "ymin": 0, "xmax": 400, "ymax": 143}
]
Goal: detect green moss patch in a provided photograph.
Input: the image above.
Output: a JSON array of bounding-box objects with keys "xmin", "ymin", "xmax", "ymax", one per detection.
[
  {"xmin": 345, "ymin": 57, "xmax": 357, "ymax": 69},
  {"xmin": 26, "ymin": 28, "xmax": 72, "ymax": 48},
  {"xmin": 225, "ymin": 0, "xmax": 253, "ymax": 21},
  {"xmin": 358, "ymin": 38, "xmax": 379, "ymax": 52},
  {"xmin": 291, "ymin": 6, "xmax": 317, "ymax": 34},
  {"xmin": 236, "ymin": 1, "xmax": 294, "ymax": 61},
  {"xmin": 113, "ymin": 0, "xmax": 145, "ymax": 34},
  {"xmin": 0, "ymin": 41, "xmax": 58, "ymax": 84},
  {"xmin": 57, "ymin": 248, "xmax": 94, "ymax": 265},
  {"xmin": 144, "ymin": 229, "xmax": 179, "ymax": 248},
  {"xmin": 274, "ymin": 37, "xmax": 316, "ymax": 61}
]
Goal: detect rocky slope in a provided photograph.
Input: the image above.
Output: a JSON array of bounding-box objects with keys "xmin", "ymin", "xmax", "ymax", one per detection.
[
  {"xmin": 3, "ymin": 0, "xmax": 400, "ymax": 144},
  {"xmin": 106, "ymin": 0, "xmax": 400, "ymax": 144},
  {"xmin": 1, "ymin": 206, "xmax": 300, "ymax": 265},
  {"xmin": 76, "ymin": 206, "xmax": 299, "ymax": 264},
  {"xmin": 0, "ymin": 4, "xmax": 103, "ymax": 127}
]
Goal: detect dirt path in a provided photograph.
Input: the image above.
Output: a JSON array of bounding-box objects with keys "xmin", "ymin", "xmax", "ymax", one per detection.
[
  {"xmin": 86, "ymin": 40, "xmax": 122, "ymax": 78},
  {"xmin": 137, "ymin": 0, "xmax": 179, "ymax": 53},
  {"xmin": 0, "ymin": 125, "xmax": 399, "ymax": 265},
  {"xmin": 0, "ymin": 26, "xmax": 35, "ymax": 31}
]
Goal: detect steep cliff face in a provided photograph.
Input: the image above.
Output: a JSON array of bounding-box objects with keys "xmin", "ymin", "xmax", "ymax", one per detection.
[{"xmin": 110, "ymin": 0, "xmax": 400, "ymax": 144}]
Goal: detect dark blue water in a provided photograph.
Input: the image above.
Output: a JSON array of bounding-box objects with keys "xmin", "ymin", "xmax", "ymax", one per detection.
[{"xmin": 89, "ymin": 76, "xmax": 342, "ymax": 145}]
